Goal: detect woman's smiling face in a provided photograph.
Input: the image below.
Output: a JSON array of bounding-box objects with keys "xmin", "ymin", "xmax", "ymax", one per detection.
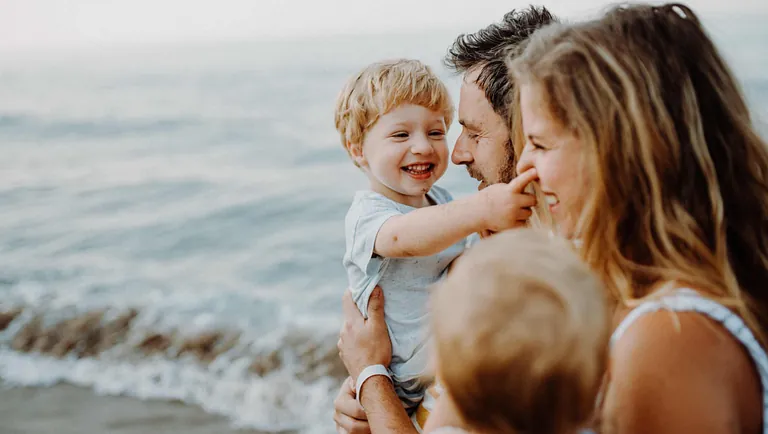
[{"xmin": 515, "ymin": 82, "xmax": 590, "ymax": 239}]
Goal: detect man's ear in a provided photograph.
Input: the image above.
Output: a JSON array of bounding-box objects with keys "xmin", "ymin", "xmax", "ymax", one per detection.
[{"xmin": 347, "ymin": 141, "xmax": 366, "ymax": 167}]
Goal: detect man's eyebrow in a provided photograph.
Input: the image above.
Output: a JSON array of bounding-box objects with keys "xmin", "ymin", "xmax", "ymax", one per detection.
[{"xmin": 458, "ymin": 119, "xmax": 482, "ymax": 131}]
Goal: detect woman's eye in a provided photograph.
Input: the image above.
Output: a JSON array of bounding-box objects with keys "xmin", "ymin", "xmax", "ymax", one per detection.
[{"xmin": 531, "ymin": 141, "xmax": 545, "ymax": 150}]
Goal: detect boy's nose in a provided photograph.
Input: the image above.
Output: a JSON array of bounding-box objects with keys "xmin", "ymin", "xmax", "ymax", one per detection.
[{"xmin": 411, "ymin": 137, "xmax": 434, "ymax": 155}]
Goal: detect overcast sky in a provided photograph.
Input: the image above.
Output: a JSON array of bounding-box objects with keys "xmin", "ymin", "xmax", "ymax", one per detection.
[{"xmin": 2, "ymin": 0, "xmax": 767, "ymax": 53}]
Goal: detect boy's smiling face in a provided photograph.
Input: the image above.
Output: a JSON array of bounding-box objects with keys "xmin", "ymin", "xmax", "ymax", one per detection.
[{"xmin": 351, "ymin": 103, "xmax": 449, "ymax": 207}]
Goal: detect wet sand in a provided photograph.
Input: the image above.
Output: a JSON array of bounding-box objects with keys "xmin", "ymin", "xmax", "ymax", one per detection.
[{"xmin": 0, "ymin": 384, "xmax": 273, "ymax": 434}]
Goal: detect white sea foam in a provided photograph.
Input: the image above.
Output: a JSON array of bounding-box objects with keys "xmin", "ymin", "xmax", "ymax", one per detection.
[
  {"xmin": 0, "ymin": 300, "xmax": 344, "ymax": 433},
  {"xmin": 0, "ymin": 348, "xmax": 338, "ymax": 433}
]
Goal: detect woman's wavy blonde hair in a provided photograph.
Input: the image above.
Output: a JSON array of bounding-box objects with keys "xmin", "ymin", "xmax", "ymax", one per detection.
[{"xmin": 509, "ymin": 3, "xmax": 768, "ymax": 346}]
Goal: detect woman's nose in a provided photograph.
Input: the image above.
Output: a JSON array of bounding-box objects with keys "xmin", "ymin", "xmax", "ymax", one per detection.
[{"xmin": 516, "ymin": 145, "xmax": 534, "ymax": 174}]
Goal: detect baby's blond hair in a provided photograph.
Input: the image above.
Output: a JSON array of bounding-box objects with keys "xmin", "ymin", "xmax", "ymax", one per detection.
[
  {"xmin": 334, "ymin": 59, "xmax": 454, "ymax": 167},
  {"xmin": 432, "ymin": 229, "xmax": 609, "ymax": 434}
]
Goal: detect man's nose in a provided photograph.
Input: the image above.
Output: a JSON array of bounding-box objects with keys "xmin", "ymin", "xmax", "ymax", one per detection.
[
  {"xmin": 451, "ymin": 136, "xmax": 472, "ymax": 165},
  {"xmin": 516, "ymin": 145, "xmax": 534, "ymax": 174}
]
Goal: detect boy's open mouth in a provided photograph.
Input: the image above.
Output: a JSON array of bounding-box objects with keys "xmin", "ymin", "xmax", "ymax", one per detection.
[{"xmin": 402, "ymin": 163, "xmax": 434, "ymax": 180}]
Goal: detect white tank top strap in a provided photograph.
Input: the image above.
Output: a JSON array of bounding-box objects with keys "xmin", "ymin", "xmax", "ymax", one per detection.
[{"xmin": 610, "ymin": 288, "xmax": 768, "ymax": 432}]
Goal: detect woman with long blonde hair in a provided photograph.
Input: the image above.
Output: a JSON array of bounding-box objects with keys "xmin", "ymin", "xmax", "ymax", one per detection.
[{"xmin": 512, "ymin": 3, "xmax": 768, "ymax": 432}]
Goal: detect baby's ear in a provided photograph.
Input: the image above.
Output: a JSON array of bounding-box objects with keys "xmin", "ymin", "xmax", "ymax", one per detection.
[{"xmin": 347, "ymin": 141, "xmax": 366, "ymax": 167}]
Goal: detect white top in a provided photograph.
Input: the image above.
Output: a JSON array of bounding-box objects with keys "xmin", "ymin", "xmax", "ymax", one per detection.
[
  {"xmin": 610, "ymin": 288, "xmax": 768, "ymax": 432},
  {"xmin": 343, "ymin": 185, "xmax": 470, "ymax": 384}
]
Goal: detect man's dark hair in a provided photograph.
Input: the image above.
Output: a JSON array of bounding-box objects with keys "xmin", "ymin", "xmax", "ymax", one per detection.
[{"xmin": 445, "ymin": 6, "xmax": 556, "ymax": 120}]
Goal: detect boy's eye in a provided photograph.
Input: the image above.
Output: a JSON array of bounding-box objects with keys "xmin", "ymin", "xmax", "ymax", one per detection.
[
  {"xmin": 429, "ymin": 130, "xmax": 446, "ymax": 137},
  {"xmin": 392, "ymin": 132, "xmax": 409, "ymax": 139}
]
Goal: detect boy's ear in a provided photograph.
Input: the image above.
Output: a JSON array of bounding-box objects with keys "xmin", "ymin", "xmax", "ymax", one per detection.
[{"xmin": 347, "ymin": 141, "xmax": 366, "ymax": 167}]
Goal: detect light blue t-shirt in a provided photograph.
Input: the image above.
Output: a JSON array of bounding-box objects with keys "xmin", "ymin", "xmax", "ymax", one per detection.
[{"xmin": 343, "ymin": 185, "xmax": 470, "ymax": 408}]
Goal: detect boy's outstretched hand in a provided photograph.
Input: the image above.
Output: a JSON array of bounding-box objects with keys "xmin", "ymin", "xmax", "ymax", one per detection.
[{"xmin": 478, "ymin": 168, "xmax": 538, "ymax": 233}]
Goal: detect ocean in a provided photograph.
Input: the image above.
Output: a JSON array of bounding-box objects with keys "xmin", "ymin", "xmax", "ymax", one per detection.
[{"xmin": 0, "ymin": 18, "xmax": 766, "ymax": 433}]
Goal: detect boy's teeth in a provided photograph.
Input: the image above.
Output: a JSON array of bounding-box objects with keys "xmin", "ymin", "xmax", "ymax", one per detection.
[
  {"xmin": 405, "ymin": 164, "xmax": 432, "ymax": 174},
  {"xmin": 544, "ymin": 194, "xmax": 559, "ymax": 205}
]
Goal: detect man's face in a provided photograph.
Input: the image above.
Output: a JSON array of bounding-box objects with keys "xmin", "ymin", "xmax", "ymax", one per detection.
[{"xmin": 452, "ymin": 69, "xmax": 515, "ymax": 190}]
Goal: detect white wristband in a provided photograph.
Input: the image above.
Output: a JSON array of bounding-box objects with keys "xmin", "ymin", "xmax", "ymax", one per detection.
[{"xmin": 355, "ymin": 364, "xmax": 392, "ymax": 408}]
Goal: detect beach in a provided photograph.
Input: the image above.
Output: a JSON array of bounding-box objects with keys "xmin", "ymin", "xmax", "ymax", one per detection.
[
  {"xmin": 0, "ymin": 30, "xmax": 469, "ymax": 434},
  {"xmin": 0, "ymin": 384, "xmax": 271, "ymax": 434}
]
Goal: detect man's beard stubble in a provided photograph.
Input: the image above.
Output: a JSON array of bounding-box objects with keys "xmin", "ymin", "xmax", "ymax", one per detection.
[{"xmin": 465, "ymin": 139, "xmax": 516, "ymax": 189}]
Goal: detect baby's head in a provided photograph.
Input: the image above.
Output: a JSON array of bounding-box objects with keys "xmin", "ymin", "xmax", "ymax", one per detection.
[
  {"xmin": 432, "ymin": 229, "xmax": 609, "ymax": 434},
  {"xmin": 334, "ymin": 59, "xmax": 454, "ymax": 198}
]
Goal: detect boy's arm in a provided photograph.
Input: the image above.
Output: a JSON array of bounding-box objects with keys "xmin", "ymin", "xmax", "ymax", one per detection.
[
  {"xmin": 374, "ymin": 195, "xmax": 485, "ymax": 258},
  {"xmin": 374, "ymin": 169, "xmax": 539, "ymax": 258}
]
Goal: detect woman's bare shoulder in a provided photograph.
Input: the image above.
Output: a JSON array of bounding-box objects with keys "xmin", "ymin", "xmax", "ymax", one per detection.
[
  {"xmin": 604, "ymin": 310, "xmax": 761, "ymax": 433},
  {"xmin": 612, "ymin": 308, "xmax": 749, "ymax": 366}
]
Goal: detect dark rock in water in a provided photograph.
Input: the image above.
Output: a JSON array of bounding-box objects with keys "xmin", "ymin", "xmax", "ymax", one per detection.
[
  {"xmin": 309, "ymin": 347, "xmax": 347, "ymax": 382},
  {"xmin": 31, "ymin": 324, "xmax": 61, "ymax": 354},
  {"xmin": 0, "ymin": 308, "xmax": 22, "ymax": 331},
  {"xmin": 11, "ymin": 310, "xmax": 107, "ymax": 358},
  {"xmin": 176, "ymin": 331, "xmax": 240, "ymax": 364},
  {"xmin": 294, "ymin": 343, "xmax": 346, "ymax": 382},
  {"xmin": 7, "ymin": 308, "xmax": 143, "ymax": 360},
  {"xmin": 178, "ymin": 331, "xmax": 223, "ymax": 362},
  {"xmin": 284, "ymin": 332, "xmax": 346, "ymax": 382},
  {"xmin": 95, "ymin": 308, "xmax": 138, "ymax": 354},
  {"xmin": 249, "ymin": 350, "xmax": 282, "ymax": 377},
  {"xmin": 138, "ymin": 333, "xmax": 173, "ymax": 354},
  {"xmin": 210, "ymin": 332, "xmax": 240, "ymax": 362},
  {"xmin": 51, "ymin": 310, "xmax": 105, "ymax": 358},
  {"xmin": 3, "ymin": 305, "xmax": 346, "ymax": 392},
  {"xmin": 13, "ymin": 316, "xmax": 43, "ymax": 352}
]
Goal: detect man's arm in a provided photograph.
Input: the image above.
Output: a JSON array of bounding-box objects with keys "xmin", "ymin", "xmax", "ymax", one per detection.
[
  {"xmin": 359, "ymin": 377, "xmax": 419, "ymax": 434},
  {"xmin": 338, "ymin": 289, "xmax": 417, "ymax": 433}
]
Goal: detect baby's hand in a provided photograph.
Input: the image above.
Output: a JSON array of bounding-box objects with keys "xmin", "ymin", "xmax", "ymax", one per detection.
[{"xmin": 478, "ymin": 169, "xmax": 538, "ymax": 232}]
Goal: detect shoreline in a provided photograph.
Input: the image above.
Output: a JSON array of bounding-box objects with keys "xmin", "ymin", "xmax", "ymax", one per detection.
[{"xmin": 0, "ymin": 383, "xmax": 280, "ymax": 434}]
